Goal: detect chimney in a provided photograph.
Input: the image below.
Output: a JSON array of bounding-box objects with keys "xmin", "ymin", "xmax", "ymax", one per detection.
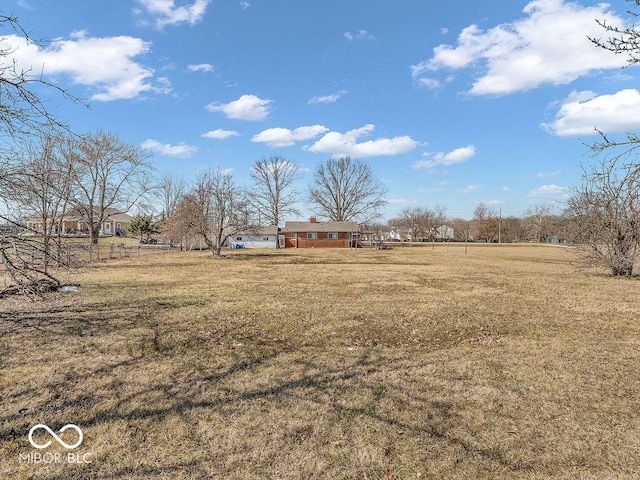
[{"xmin": 309, "ymin": 217, "xmax": 317, "ymax": 223}]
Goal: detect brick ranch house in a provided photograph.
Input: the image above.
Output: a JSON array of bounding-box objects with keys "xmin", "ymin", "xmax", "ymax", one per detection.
[{"xmin": 281, "ymin": 218, "xmax": 360, "ymax": 248}]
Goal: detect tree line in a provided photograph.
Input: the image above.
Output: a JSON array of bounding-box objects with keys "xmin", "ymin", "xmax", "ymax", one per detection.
[{"xmin": 383, "ymin": 202, "xmax": 569, "ymax": 245}]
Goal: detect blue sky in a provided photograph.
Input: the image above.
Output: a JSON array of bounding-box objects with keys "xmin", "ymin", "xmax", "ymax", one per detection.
[{"xmin": 4, "ymin": 0, "xmax": 640, "ymax": 220}]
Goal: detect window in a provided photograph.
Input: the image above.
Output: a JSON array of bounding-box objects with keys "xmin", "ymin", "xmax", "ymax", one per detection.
[
  {"xmin": 291, "ymin": 233, "xmax": 297, "ymax": 239},
  {"xmin": 262, "ymin": 236, "xmax": 270, "ymax": 241},
  {"xmin": 306, "ymin": 232, "xmax": 317, "ymax": 240},
  {"xmin": 236, "ymin": 236, "xmax": 242, "ymax": 241},
  {"xmin": 327, "ymin": 232, "xmax": 338, "ymax": 240}
]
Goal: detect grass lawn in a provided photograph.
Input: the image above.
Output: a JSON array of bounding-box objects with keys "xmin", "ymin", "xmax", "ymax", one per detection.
[{"xmin": 1, "ymin": 244, "xmax": 639, "ymax": 479}]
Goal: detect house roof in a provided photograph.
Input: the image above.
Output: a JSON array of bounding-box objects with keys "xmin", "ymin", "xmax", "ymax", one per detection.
[
  {"xmin": 235, "ymin": 225, "xmax": 279, "ymax": 236},
  {"xmin": 105, "ymin": 213, "xmax": 132, "ymax": 222},
  {"xmin": 282, "ymin": 220, "xmax": 359, "ymax": 233},
  {"xmin": 24, "ymin": 208, "xmax": 132, "ymax": 223}
]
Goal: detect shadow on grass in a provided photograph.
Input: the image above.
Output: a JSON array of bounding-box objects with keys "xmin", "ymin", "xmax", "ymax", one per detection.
[
  {"xmin": 1, "ymin": 333, "xmax": 524, "ymax": 479},
  {"xmin": 0, "ymin": 287, "xmax": 532, "ymax": 479}
]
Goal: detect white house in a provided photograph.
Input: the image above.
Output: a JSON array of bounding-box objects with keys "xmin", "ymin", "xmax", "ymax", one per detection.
[
  {"xmin": 227, "ymin": 226, "xmax": 279, "ymax": 249},
  {"xmin": 434, "ymin": 225, "xmax": 455, "ymax": 240}
]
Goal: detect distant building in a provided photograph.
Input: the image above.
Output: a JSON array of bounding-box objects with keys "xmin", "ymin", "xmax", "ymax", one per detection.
[
  {"xmin": 24, "ymin": 207, "xmax": 132, "ymax": 237},
  {"xmin": 281, "ymin": 218, "xmax": 360, "ymax": 248},
  {"xmin": 227, "ymin": 226, "xmax": 279, "ymax": 249},
  {"xmin": 433, "ymin": 225, "xmax": 455, "ymax": 241}
]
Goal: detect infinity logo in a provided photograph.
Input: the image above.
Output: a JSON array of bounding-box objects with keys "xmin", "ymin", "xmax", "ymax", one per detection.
[{"xmin": 28, "ymin": 424, "xmax": 83, "ymax": 449}]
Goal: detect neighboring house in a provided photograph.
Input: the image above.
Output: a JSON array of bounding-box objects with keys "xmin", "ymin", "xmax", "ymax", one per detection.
[
  {"xmin": 281, "ymin": 218, "xmax": 360, "ymax": 248},
  {"xmin": 227, "ymin": 226, "xmax": 279, "ymax": 249},
  {"xmin": 433, "ymin": 225, "xmax": 455, "ymax": 241},
  {"xmin": 24, "ymin": 207, "xmax": 132, "ymax": 237},
  {"xmin": 387, "ymin": 228, "xmax": 409, "ymax": 242}
]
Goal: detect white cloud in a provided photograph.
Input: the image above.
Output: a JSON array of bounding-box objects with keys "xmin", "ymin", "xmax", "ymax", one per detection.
[
  {"xmin": 306, "ymin": 124, "xmax": 417, "ymax": 158},
  {"xmin": 536, "ymin": 169, "xmax": 562, "ymax": 178},
  {"xmin": 135, "ymin": 0, "xmax": 210, "ymax": 29},
  {"xmin": 240, "ymin": 1, "xmax": 250, "ymax": 10},
  {"xmin": 344, "ymin": 30, "xmax": 376, "ymax": 41},
  {"xmin": 142, "ymin": 139, "xmax": 197, "ymax": 157},
  {"xmin": 543, "ymin": 89, "xmax": 640, "ymax": 136},
  {"xmin": 187, "ymin": 63, "xmax": 213, "ymax": 72},
  {"xmin": 527, "ymin": 184, "xmax": 569, "ymax": 199},
  {"xmin": 206, "ymin": 94, "xmax": 272, "ymax": 121},
  {"xmin": 413, "ymin": 0, "xmax": 625, "ymax": 95},
  {"xmin": 458, "ymin": 185, "xmax": 481, "ymax": 194},
  {"xmin": 420, "ymin": 180, "xmax": 449, "ymax": 193},
  {"xmin": 413, "ymin": 145, "xmax": 476, "ymax": 169},
  {"xmin": 202, "ymin": 129, "xmax": 239, "ymax": 140},
  {"xmin": 0, "ymin": 32, "xmax": 161, "ymax": 101},
  {"xmin": 416, "ymin": 78, "xmax": 442, "ymax": 90},
  {"xmin": 17, "ymin": 0, "xmax": 34, "ymax": 9},
  {"xmin": 308, "ymin": 90, "xmax": 348, "ymax": 104},
  {"xmin": 252, "ymin": 125, "xmax": 329, "ymax": 148}
]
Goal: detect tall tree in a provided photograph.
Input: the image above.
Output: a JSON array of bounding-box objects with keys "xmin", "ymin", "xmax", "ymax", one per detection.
[
  {"xmin": 449, "ymin": 217, "xmax": 473, "ymax": 242},
  {"xmin": 472, "ymin": 202, "xmax": 499, "ymax": 243},
  {"xmin": 155, "ymin": 173, "xmax": 187, "ymax": 248},
  {"xmin": 172, "ymin": 169, "xmax": 256, "ymax": 256},
  {"xmin": 566, "ymin": 157, "xmax": 640, "ymax": 276},
  {"xmin": 561, "ymin": 0, "xmax": 640, "ymax": 276},
  {"xmin": 250, "ymin": 156, "xmax": 299, "ymax": 226},
  {"xmin": 523, "ymin": 204, "xmax": 554, "ymax": 243},
  {"xmin": 64, "ymin": 130, "xmax": 154, "ymax": 244},
  {"xmin": 308, "ymin": 156, "xmax": 387, "ymax": 223},
  {"xmin": 4, "ymin": 134, "xmax": 74, "ymax": 271},
  {"xmin": 0, "ymin": 13, "xmax": 82, "ymax": 294},
  {"xmin": 157, "ymin": 173, "xmax": 186, "ymax": 219}
]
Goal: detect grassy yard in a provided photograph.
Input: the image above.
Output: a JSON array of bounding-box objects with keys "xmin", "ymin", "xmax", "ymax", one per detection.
[{"xmin": 1, "ymin": 244, "xmax": 639, "ymax": 479}]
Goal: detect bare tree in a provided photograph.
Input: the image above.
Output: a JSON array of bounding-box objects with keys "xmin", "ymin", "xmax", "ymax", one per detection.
[
  {"xmin": 0, "ymin": 13, "xmax": 83, "ymax": 294},
  {"xmin": 250, "ymin": 156, "xmax": 299, "ymax": 227},
  {"xmin": 430, "ymin": 204, "xmax": 448, "ymax": 238},
  {"xmin": 559, "ymin": 1, "xmax": 640, "ymax": 276},
  {"xmin": 472, "ymin": 202, "xmax": 499, "ymax": 243},
  {"xmin": 589, "ymin": 0, "xmax": 640, "ymax": 66},
  {"xmin": 389, "ymin": 205, "xmax": 447, "ymax": 242},
  {"xmin": 523, "ymin": 204, "xmax": 554, "ymax": 243},
  {"xmin": 500, "ymin": 216, "xmax": 527, "ymax": 243},
  {"xmin": 3, "ymin": 134, "xmax": 75, "ymax": 271},
  {"xmin": 389, "ymin": 207, "xmax": 427, "ymax": 242},
  {"xmin": 172, "ymin": 169, "xmax": 256, "ymax": 256},
  {"xmin": 0, "ymin": 14, "xmax": 81, "ymax": 142},
  {"xmin": 308, "ymin": 156, "xmax": 387, "ymax": 223},
  {"xmin": 64, "ymin": 130, "xmax": 154, "ymax": 244},
  {"xmin": 585, "ymin": 0, "xmax": 640, "ymax": 167},
  {"xmin": 157, "ymin": 173, "xmax": 186, "ymax": 218},
  {"xmin": 449, "ymin": 217, "xmax": 472, "ymax": 242},
  {"xmin": 566, "ymin": 157, "xmax": 640, "ymax": 276}
]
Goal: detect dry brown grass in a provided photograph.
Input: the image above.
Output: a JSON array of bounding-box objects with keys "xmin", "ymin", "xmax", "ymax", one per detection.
[{"xmin": 1, "ymin": 244, "xmax": 639, "ymax": 479}]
